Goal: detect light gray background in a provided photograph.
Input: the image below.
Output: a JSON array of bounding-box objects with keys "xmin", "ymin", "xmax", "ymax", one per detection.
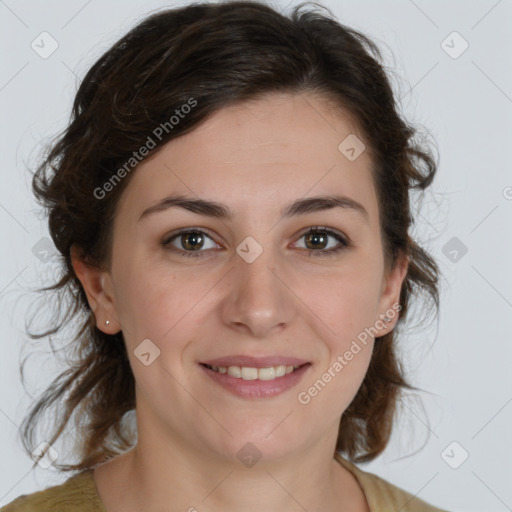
[{"xmin": 1, "ymin": 1, "xmax": 511, "ymax": 511}]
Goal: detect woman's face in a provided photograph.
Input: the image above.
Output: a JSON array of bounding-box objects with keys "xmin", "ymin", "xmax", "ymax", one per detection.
[{"xmin": 79, "ymin": 92, "xmax": 407, "ymax": 464}]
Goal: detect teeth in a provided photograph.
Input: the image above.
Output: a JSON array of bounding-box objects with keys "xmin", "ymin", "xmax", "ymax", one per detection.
[{"xmin": 209, "ymin": 364, "xmax": 299, "ymax": 381}]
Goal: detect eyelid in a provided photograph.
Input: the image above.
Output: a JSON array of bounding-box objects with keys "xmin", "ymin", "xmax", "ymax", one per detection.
[
  {"xmin": 161, "ymin": 226, "xmax": 221, "ymax": 248},
  {"xmin": 295, "ymin": 225, "xmax": 349, "ymax": 243},
  {"xmin": 292, "ymin": 226, "xmax": 350, "ymax": 255}
]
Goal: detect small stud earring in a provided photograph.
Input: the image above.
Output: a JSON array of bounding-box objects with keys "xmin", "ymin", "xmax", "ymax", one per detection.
[
  {"xmin": 383, "ymin": 317, "xmax": 391, "ymax": 323},
  {"xmin": 105, "ymin": 320, "xmax": 110, "ymax": 326}
]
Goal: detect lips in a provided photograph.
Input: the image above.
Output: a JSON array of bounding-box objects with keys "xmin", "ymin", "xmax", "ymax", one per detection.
[
  {"xmin": 200, "ymin": 355, "xmax": 309, "ymax": 368},
  {"xmin": 199, "ymin": 360, "xmax": 311, "ymax": 398}
]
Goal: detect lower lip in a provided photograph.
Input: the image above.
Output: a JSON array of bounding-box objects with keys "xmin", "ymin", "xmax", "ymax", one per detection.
[{"xmin": 199, "ymin": 363, "xmax": 311, "ymax": 399}]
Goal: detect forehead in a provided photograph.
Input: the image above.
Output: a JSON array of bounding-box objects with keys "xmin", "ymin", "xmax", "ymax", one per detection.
[{"xmin": 115, "ymin": 92, "xmax": 379, "ymax": 226}]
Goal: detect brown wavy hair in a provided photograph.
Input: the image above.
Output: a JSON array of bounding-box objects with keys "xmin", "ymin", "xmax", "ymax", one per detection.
[{"xmin": 20, "ymin": 0, "xmax": 440, "ymax": 472}]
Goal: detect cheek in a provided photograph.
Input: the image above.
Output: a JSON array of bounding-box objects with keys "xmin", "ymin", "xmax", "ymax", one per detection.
[
  {"xmin": 307, "ymin": 267, "xmax": 382, "ymax": 343},
  {"xmin": 112, "ymin": 261, "xmax": 185, "ymax": 343},
  {"xmin": 296, "ymin": 339, "xmax": 374, "ymax": 428},
  {"xmin": 298, "ymin": 268, "xmax": 380, "ymax": 403}
]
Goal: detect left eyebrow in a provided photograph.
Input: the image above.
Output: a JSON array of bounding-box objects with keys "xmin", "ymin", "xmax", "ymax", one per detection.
[{"xmin": 138, "ymin": 194, "xmax": 369, "ymax": 223}]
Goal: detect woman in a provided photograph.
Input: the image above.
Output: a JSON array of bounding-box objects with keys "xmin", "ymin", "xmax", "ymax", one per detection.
[{"xmin": 2, "ymin": 1, "xmax": 448, "ymax": 510}]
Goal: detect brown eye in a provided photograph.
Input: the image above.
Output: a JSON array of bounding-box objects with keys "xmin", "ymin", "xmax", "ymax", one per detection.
[
  {"xmin": 179, "ymin": 232, "xmax": 205, "ymax": 251},
  {"xmin": 304, "ymin": 231, "xmax": 329, "ymax": 250},
  {"xmin": 295, "ymin": 227, "xmax": 349, "ymax": 257},
  {"xmin": 162, "ymin": 229, "xmax": 219, "ymax": 258}
]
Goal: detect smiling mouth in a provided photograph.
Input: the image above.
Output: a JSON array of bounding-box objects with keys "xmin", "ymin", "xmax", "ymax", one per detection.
[{"xmin": 201, "ymin": 363, "xmax": 309, "ymax": 381}]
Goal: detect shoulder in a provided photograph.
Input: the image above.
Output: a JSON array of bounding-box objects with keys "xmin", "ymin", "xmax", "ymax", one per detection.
[
  {"xmin": 1, "ymin": 470, "xmax": 105, "ymax": 512},
  {"xmin": 334, "ymin": 452, "xmax": 450, "ymax": 512}
]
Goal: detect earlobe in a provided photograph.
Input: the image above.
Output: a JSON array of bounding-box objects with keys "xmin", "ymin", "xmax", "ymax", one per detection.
[{"xmin": 70, "ymin": 245, "xmax": 120, "ymax": 333}]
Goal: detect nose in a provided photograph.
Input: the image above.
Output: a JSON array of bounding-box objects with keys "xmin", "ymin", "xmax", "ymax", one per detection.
[{"xmin": 220, "ymin": 245, "xmax": 297, "ymax": 339}]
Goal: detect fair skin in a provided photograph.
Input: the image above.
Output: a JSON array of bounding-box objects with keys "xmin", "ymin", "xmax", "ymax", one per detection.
[{"xmin": 72, "ymin": 92, "xmax": 408, "ymax": 512}]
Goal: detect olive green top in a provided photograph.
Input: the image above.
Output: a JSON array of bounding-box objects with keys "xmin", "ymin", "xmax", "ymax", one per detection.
[{"xmin": 1, "ymin": 452, "xmax": 449, "ymax": 511}]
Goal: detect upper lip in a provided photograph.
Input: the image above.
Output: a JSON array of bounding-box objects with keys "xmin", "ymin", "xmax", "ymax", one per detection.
[{"xmin": 201, "ymin": 355, "xmax": 310, "ymax": 368}]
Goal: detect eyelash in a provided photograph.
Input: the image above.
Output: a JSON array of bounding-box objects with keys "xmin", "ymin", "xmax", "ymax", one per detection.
[{"xmin": 161, "ymin": 226, "xmax": 350, "ymax": 259}]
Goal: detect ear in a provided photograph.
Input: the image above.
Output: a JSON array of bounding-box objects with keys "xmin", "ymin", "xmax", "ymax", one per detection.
[
  {"xmin": 70, "ymin": 245, "xmax": 121, "ymax": 334},
  {"xmin": 375, "ymin": 251, "xmax": 409, "ymax": 336}
]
